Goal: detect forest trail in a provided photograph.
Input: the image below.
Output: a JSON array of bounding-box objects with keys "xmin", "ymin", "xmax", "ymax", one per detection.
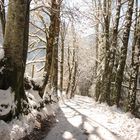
[{"xmin": 44, "ymin": 95, "xmax": 127, "ymax": 140}]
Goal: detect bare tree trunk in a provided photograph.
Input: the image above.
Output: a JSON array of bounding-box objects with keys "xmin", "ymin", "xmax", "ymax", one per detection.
[
  {"xmin": 102, "ymin": 0, "xmax": 122, "ymax": 105},
  {"xmin": 114, "ymin": 0, "xmax": 134, "ymax": 107},
  {"xmin": 95, "ymin": 26, "xmax": 99, "ymax": 76},
  {"xmin": 94, "ymin": 1, "xmax": 99, "ymax": 76},
  {"xmin": 0, "ymin": 0, "xmax": 30, "ymax": 121},
  {"xmin": 66, "ymin": 45, "xmax": 72, "ymax": 97},
  {"xmin": 127, "ymin": 0, "xmax": 139, "ymax": 113},
  {"xmin": 60, "ymin": 38, "xmax": 64, "ymax": 95},
  {"xmin": 0, "ymin": 0, "xmax": 6, "ymax": 37},
  {"xmin": 70, "ymin": 61, "xmax": 77, "ymax": 98},
  {"xmin": 51, "ymin": 0, "xmax": 61, "ymax": 97},
  {"xmin": 66, "ymin": 24, "xmax": 77, "ymax": 98},
  {"xmin": 40, "ymin": 0, "xmax": 61, "ymax": 98},
  {"xmin": 99, "ymin": 0, "xmax": 111, "ymax": 104},
  {"xmin": 60, "ymin": 22, "xmax": 66, "ymax": 99}
]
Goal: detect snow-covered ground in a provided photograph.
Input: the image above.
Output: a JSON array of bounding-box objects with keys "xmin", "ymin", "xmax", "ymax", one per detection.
[
  {"xmin": 0, "ymin": 94, "xmax": 140, "ymax": 140},
  {"xmin": 0, "ymin": 89, "xmax": 57, "ymax": 140},
  {"xmin": 44, "ymin": 95, "xmax": 140, "ymax": 140}
]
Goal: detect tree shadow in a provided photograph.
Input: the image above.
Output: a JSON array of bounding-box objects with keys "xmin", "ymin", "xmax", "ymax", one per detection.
[
  {"xmin": 44, "ymin": 102, "xmax": 124, "ymax": 140},
  {"xmin": 64, "ymin": 103, "xmax": 123, "ymax": 140},
  {"xmin": 44, "ymin": 106, "xmax": 88, "ymax": 140}
]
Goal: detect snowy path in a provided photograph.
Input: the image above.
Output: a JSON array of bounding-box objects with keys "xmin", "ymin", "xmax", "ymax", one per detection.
[{"xmin": 44, "ymin": 95, "xmax": 140, "ymax": 140}]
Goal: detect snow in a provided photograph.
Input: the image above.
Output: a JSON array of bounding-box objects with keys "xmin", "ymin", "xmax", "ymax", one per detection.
[
  {"xmin": 0, "ymin": 89, "xmax": 57, "ymax": 140},
  {"xmin": 0, "ymin": 47, "xmax": 4, "ymax": 60},
  {"xmin": 0, "ymin": 88, "xmax": 15, "ymax": 116},
  {"xmin": 26, "ymin": 76, "xmax": 43, "ymax": 87},
  {"xmin": 0, "ymin": 66, "xmax": 4, "ymax": 73},
  {"xmin": 44, "ymin": 95, "xmax": 140, "ymax": 140},
  {"xmin": 0, "ymin": 92, "xmax": 139, "ymax": 140},
  {"xmin": 26, "ymin": 89, "xmax": 42, "ymax": 107}
]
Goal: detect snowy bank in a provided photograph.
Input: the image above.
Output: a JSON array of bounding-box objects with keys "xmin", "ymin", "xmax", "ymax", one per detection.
[{"xmin": 0, "ymin": 88, "xmax": 58, "ymax": 140}]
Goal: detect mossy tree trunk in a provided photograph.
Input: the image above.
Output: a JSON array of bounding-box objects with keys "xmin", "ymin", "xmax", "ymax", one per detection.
[{"xmin": 0, "ymin": 0, "xmax": 30, "ymax": 121}]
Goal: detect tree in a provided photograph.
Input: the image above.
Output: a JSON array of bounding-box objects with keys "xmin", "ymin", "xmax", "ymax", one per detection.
[
  {"xmin": 99, "ymin": 0, "xmax": 122, "ymax": 105},
  {"xmin": 65, "ymin": 23, "xmax": 78, "ymax": 98},
  {"xmin": 95, "ymin": 0, "xmax": 112, "ymax": 103},
  {"xmin": 60, "ymin": 21, "xmax": 67, "ymax": 99},
  {"xmin": 0, "ymin": 0, "xmax": 30, "ymax": 121},
  {"xmin": 50, "ymin": 0, "xmax": 61, "ymax": 96},
  {"xmin": 127, "ymin": 0, "xmax": 139, "ymax": 113},
  {"xmin": 40, "ymin": 0, "xmax": 61, "ymax": 98},
  {"xmin": 114, "ymin": 0, "xmax": 134, "ymax": 107},
  {"xmin": 0, "ymin": 0, "xmax": 6, "ymax": 37},
  {"xmin": 99, "ymin": 0, "xmax": 112, "ymax": 103},
  {"xmin": 70, "ymin": 60, "xmax": 78, "ymax": 98}
]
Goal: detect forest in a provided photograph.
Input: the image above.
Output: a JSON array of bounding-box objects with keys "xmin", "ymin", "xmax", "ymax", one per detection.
[{"xmin": 0, "ymin": 0, "xmax": 140, "ymax": 140}]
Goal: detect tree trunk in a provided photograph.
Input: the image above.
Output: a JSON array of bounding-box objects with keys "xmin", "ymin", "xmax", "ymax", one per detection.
[
  {"xmin": 127, "ymin": 0, "xmax": 139, "ymax": 113},
  {"xmin": 94, "ymin": 1, "xmax": 99, "ymax": 77},
  {"xmin": 114, "ymin": 0, "xmax": 134, "ymax": 107},
  {"xmin": 60, "ymin": 22, "xmax": 66, "ymax": 100},
  {"xmin": 0, "ymin": 0, "xmax": 30, "ymax": 121},
  {"xmin": 102, "ymin": 0, "xmax": 122, "ymax": 105},
  {"xmin": 99, "ymin": 0, "xmax": 111, "ymax": 104},
  {"xmin": 40, "ymin": 0, "xmax": 61, "ymax": 98},
  {"xmin": 0, "ymin": 0, "xmax": 6, "ymax": 37},
  {"xmin": 66, "ymin": 45, "xmax": 72, "ymax": 97},
  {"xmin": 70, "ymin": 61, "xmax": 77, "ymax": 98}
]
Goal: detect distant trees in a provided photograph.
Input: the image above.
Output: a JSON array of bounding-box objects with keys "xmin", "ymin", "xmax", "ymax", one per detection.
[
  {"xmin": 28, "ymin": 0, "xmax": 79, "ymax": 100},
  {"xmin": 0, "ymin": 0, "xmax": 30, "ymax": 120},
  {"xmin": 62, "ymin": 23, "xmax": 78, "ymax": 99}
]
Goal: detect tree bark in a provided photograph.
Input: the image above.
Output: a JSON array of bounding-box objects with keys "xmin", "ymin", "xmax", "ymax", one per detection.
[
  {"xmin": 101, "ymin": 0, "xmax": 122, "ymax": 105},
  {"xmin": 0, "ymin": 0, "xmax": 30, "ymax": 121},
  {"xmin": 99, "ymin": 0, "xmax": 111, "ymax": 104},
  {"xmin": 70, "ymin": 61, "xmax": 77, "ymax": 98},
  {"xmin": 40, "ymin": 0, "xmax": 61, "ymax": 98},
  {"xmin": 114, "ymin": 0, "xmax": 134, "ymax": 107},
  {"xmin": 60, "ymin": 22, "xmax": 66, "ymax": 99},
  {"xmin": 50, "ymin": 0, "xmax": 60, "ymax": 97},
  {"xmin": 66, "ymin": 45, "xmax": 72, "ymax": 97},
  {"xmin": 127, "ymin": 0, "xmax": 139, "ymax": 113},
  {"xmin": 0, "ymin": 0, "xmax": 6, "ymax": 37}
]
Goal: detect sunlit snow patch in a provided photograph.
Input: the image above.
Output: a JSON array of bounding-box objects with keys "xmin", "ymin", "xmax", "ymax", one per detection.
[
  {"xmin": 0, "ymin": 47, "xmax": 4, "ymax": 60},
  {"xmin": 63, "ymin": 131, "xmax": 74, "ymax": 139},
  {"xmin": 0, "ymin": 88, "xmax": 14, "ymax": 116}
]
